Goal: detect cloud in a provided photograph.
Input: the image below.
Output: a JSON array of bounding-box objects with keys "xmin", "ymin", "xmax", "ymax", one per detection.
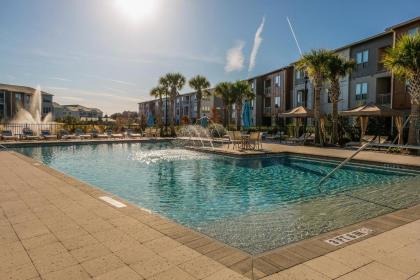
[
  {"xmin": 225, "ymin": 41, "xmax": 245, "ymax": 72},
  {"xmin": 249, "ymin": 16, "xmax": 265, "ymax": 73},
  {"xmin": 48, "ymin": 77, "xmax": 72, "ymax": 82}
]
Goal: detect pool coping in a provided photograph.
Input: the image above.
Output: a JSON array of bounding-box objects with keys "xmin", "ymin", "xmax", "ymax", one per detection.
[{"xmin": 8, "ymin": 148, "xmax": 420, "ymax": 279}]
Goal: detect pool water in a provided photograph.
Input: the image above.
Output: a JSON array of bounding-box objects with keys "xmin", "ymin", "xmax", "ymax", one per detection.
[{"xmin": 15, "ymin": 142, "xmax": 420, "ymax": 254}]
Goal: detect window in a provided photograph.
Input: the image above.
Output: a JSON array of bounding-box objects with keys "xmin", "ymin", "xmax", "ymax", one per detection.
[
  {"xmin": 356, "ymin": 50, "xmax": 369, "ymax": 65},
  {"xmin": 264, "ymin": 79, "xmax": 271, "ymax": 88},
  {"xmin": 355, "ymin": 82, "xmax": 368, "ymax": 100},
  {"xmin": 274, "ymin": 75, "xmax": 281, "ymax": 87},
  {"xmin": 250, "ymin": 80, "xmax": 255, "ymax": 90},
  {"xmin": 296, "ymin": 70, "xmax": 303, "ymax": 79},
  {"xmin": 275, "ymin": 96, "xmax": 280, "ymax": 108},
  {"xmin": 408, "ymin": 27, "xmax": 419, "ymax": 36}
]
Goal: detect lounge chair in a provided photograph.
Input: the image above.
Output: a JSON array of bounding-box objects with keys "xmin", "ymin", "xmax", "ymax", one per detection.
[
  {"xmin": 345, "ymin": 135, "xmax": 377, "ymax": 148},
  {"xmin": 287, "ymin": 132, "xmax": 313, "ymax": 145},
  {"xmin": 41, "ymin": 130, "xmax": 57, "ymax": 140},
  {"xmin": 1, "ymin": 130, "xmax": 19, "ymax": 141},
  {"xmin": 96, "ymin": 129, "xmax": 109, "ymax": 139},
  {"xmin": 126, "ymin": 129, "xmax": 142, "ymax": 138},
  {"xmin": 111, "ymin": 132, "xmax": 124, "ymax": 138},
  {"xmin": 59, "ymin": 129, "xmax": 77, "ymax": 140},
  {"xmin": 22, "ymin": 128, "xmax": 40, "ymax": 140},
  {"xmin": 144, "ymin": 128, "xmax": 152, "ymax": 137},
  {"xmin": 89, "ymin": 129, "xmax": 98, "ymax": 138},
  {"xmin": 75, "ymin": 128, "xmax": 92, "ymax": 139}
]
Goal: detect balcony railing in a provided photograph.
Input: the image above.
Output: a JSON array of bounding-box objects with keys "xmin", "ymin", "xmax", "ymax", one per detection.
[
  {"xmin": 264, "ymin": 87, "xmax": 271, "ymax": 95},
  {"xmin": 263, "ymin": 107, "xmax": 271, "ymax": 115},
  {"xmin": 377, "ymin": 62, "xmax": 387, "ymax": 72},
  {"xmin": 377, "ymin": 93, "xmax": 391, "ymax": 105}
]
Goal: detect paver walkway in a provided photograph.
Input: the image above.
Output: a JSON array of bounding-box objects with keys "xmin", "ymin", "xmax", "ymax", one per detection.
[{"xmin": 1, "ymin": 149, "xmax": 420, "ymax": 280}]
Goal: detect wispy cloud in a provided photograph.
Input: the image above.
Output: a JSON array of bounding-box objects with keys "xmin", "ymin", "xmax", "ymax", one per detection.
[
  {"xmin": 225, "ymin": 41, "xmax": 245, "ymax": 72},
  {"xmin": 249, "ymin": 16, "xmax": 265, "ymax": 73},
  {"xmin": 84, "ymin": 74, "xmax": 137, "ymax": 87},
  {"xmin": 45, "ymin": 86, "xmax": 69, "ymax": 91},
  {"xmin": 48, "ymin": 77, "xmax": 72, "ymax": 82}
]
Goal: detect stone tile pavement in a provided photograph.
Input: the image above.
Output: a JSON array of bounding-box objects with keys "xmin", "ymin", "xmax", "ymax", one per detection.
[{"xmin": 1, "ymin": 149, "xmax": 420, "ymax": 280}]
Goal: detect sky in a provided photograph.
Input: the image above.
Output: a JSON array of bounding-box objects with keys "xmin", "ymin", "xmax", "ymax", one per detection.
[{"xmin": 0, "ymin": 0, "xmax": 419, "ymax": 114}]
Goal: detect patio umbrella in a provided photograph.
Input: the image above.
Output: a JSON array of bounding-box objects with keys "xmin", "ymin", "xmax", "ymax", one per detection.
[
  {"xmin": 147, "ymin": 111, "xmax": 155, "ymax": 127},
  {"xmin": 339, "ymin": 102, "xmax": 403, "ymax": 142},
  {"xmin": 200, "ymin": 115, "xmax": 209, "ymax": 128},
  {"xmin": 279, "ymin": 106, "xmax": 314, "ymax": 137},
  {"xmin": 242, "ymin": 101, "xmax": 251, "ymax": 129}
]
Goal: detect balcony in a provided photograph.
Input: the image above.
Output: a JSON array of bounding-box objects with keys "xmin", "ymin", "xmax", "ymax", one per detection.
[
  {"xmin": 377, "ymin": 93, "xmax": 391, "ymax": 105},
  {"xmin": 377, "ymin": 62, "xmax": 387, "ymax": 73},
  {"xmin": 264, "ymin": 87, "xmax": 272, "ymax": 95},
  {"xmin": 263, "ymin": 107, "xmax": 271, "ymax": 115}
]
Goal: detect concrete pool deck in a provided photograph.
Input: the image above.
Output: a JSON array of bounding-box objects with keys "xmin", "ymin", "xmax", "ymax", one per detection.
[{"xmin": 1, "ymin": 147, "xmax": 420, "ymax": 279}]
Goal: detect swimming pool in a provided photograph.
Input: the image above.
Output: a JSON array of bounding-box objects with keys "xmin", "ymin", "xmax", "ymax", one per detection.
[{"xmin": 14, "ymin": 142, "xmax": 420, "ymax": 254}]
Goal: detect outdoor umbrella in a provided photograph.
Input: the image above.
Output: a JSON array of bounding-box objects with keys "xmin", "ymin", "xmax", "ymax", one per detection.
[
  {"xmin": 339, "ymin": 102, "xmax": 403, "ymax": 143},
  {"xmin": 278, "ymin": 106, "xmax": 314, "ymax": 137},
  {"xmin": 147, "ymin": 111, "xmax": 155, "ymax": 127},
  {"xmin": 242, "ymin": 100, "xmax": 251, "ymax": 129}
]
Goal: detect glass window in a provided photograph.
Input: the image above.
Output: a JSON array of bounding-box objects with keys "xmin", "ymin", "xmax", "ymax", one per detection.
[
  {"xmin": 296, "ymin": 70, "xmax": 301, "ymax": 79},
  {"xmin": 356, "ymin": 52, "xmax": 363, "ymax": 64},
  {"xmin": 362, "ymin": 82, "xmax": 368, "ymax": 94},
  {"xmin": 408, "ymin": 27, "xmax": 419, "ymax": 36},
  {"xmin": 275, "ymin": 96, "xmax": 280, "ymax": 108},
  {"xmin": 356, "ymin": 83, "xmax": 361, "ymax": 95},
  {"xmin": 362, "ymin": 50, "xmax": 369, "ymax": 63},
  {"xmin": 274, "ymin": 75, "xmax": 281, "ymax": 86}
]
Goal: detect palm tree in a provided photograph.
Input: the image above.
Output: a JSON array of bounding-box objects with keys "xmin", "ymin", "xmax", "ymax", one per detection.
[
  {"xmin": 189, "ymin": 75, "xmax": 210, "ymax": 121},
  {"xmin": 231, "ymin": 81, "xmax": 255, "ymax": 130},
  {"xmin": 325, "ymin": 54, "xmax": 355, "ymax": 144},
  {"xmin": 384, "ymin": 33, "xmax": 420, "ymax": 146},
  {"xmin": 159, "ymin": 73, "xmax": 186, "ymax": 136},
  {"xmin": 296, "ymin": 49, "xmax": 333, "ymax": 145},
  {"xmin": 149, "ymin": 85, "xmax": 167, "ymax": 133},
  {"xmin": 214, "ymin": 82, "xmax": 233, "ymax": 127}
]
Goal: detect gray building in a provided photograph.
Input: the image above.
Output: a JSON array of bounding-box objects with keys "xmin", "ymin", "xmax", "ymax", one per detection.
[
  {"xmin": 53, "ymin": 103, "xmax": 103, "ymax": 120},
  {"xmin": 0, "ymin": 83, "xmax": 53, "ymax": 122}
]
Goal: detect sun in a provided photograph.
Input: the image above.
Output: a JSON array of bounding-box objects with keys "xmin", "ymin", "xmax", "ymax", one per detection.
[{"xmin": 115, "ymin": 0, "xmax": 157, "ymax": 22}]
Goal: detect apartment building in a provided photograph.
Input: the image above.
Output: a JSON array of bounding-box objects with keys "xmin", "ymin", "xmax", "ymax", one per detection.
[
  {"xmin": 0, "ymin": 83, "xmax": 53, "ymax": 122},
  {"xmin": 53, "ymin": 103, "xmax": 103, "ymax": 120},
  {"xmin": 138, "ymin": 90, "xmax": 223, "ymax": 125},
  {"xmin": 248, "ymin": 66, "xmax": 294, "ymax": 127},
  {"xmin": 139, "ymin": 17, "xmax": 418, "ymax": 128}
]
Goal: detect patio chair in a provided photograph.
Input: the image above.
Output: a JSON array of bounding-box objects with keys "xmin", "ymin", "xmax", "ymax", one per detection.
[
  {"xmin": 75, "ymin": 128, "xmax": 92, "ymax": 139},
  {"xmin": 41, "ymin": 130, "xmax": 57, "ymax": 140},
  {"xmin": 227, "ymin": 131, "xmax": 242, "ymax": 150},
  {"xmin": 89, "ymin": 128, "xmax": 98, "ymax": 138},
  {"xmin": 287, "ymin": 132, "xmax": 308, "ymax": 145},
  {"xmin": 1, "ymin": 130, "xmax": 19, "ymax": 141},
  {"xmin": 22, "ymin": 128, "xmax": 40, "ymax": 140},
  {"xmin": 249, "ymin": 132, "xmax": 263, "ymax": 150},
  {"xmin": 345, "ymin": 135, "xmax": 377, "ymax": 148},
  {"xmin": 144, "ymin": 128, "xmax": 152, "ymax": 137}
]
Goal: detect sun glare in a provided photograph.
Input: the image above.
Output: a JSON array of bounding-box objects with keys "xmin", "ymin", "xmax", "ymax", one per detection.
[{"xmin": 115, "ymin": 0, "xmax": 157, "ymax": 22}]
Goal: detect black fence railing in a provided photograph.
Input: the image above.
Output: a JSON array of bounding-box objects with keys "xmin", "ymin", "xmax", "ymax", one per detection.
[{"xmin": 0, "ymin": 123, "xmax": 64, "ymax": 136}]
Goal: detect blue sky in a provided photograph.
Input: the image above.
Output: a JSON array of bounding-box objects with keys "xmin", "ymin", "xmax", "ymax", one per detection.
[{"xmin": 1, "ymin": 0, "xmax": 419, "ymax": 114}]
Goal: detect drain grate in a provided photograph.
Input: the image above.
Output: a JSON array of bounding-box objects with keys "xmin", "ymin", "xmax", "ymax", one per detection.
[{"xmin": 324, "ymin": 227, "xmax": 373, "ymax": 246}]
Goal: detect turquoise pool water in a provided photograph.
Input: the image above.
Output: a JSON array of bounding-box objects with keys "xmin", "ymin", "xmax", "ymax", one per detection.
[{"xmin": 15, "ymin": 142, "xmax": 420, "ymax": 254}]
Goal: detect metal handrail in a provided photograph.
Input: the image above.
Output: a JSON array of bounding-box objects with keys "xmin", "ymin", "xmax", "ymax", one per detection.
[{"xmin": 317, "ymin": 136, "xmax": 378, "ymax": 192}]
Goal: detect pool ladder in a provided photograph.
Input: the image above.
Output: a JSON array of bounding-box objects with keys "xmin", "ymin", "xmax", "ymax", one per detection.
[{"xmin": 317, "ymin": 136, "xmax": 377, "ymax": 192}]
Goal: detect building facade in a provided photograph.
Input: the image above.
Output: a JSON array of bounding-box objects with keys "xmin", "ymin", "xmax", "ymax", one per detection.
[
  {"xmin": 138, "ymin": 17, "xmax": 418, "ymax": 128},
  {"xmin": 0, "ymin": 84, "xmax": 53, "ymax": 122},
  {"xmin": 53, "ymin": 103, "xmax": 103, "ymax": 120}
]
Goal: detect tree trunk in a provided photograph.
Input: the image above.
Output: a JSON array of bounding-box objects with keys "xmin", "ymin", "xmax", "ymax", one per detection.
[
  {"xmin": 407, "ymin": 102, "xmax": 419, "ymax": 145},
  {"xmin": 196, "ymin": 91, "xmax": 202, "ymax": 121},
  {"xmin": 169, "ymin": 91, "xmax": 176, "ymax": 136},
  {"xmin": 407, "ymin": 74, "xmax": 420, "ymax": 146},
  {"xmin": 313, "ymin": 80, "xmax": 324, "ymax": 146},
  {"xmin": 223, "ymin": 106, "xmax": 228, "ymax": 128},
  {"xmin": 236, "ymin": 102, "xmax": 242, "ymax": 131},
  {"xmin": 330, "ymin": 79, "xmax": 340, "ymax": 144},
  {"xmin": 158, "ymin": 99, "xmax": 163, "ymax": 136}
]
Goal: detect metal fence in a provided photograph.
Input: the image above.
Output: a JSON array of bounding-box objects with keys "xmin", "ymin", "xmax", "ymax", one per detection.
[{"xmin": 0, "ymin": 123, "xmax": 64, "ymax": 136}]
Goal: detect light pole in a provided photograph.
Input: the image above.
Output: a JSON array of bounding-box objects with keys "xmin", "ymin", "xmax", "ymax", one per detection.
[{"xmin": 165, "ymin": 92, "xmax": 168, "ymax": 136}]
